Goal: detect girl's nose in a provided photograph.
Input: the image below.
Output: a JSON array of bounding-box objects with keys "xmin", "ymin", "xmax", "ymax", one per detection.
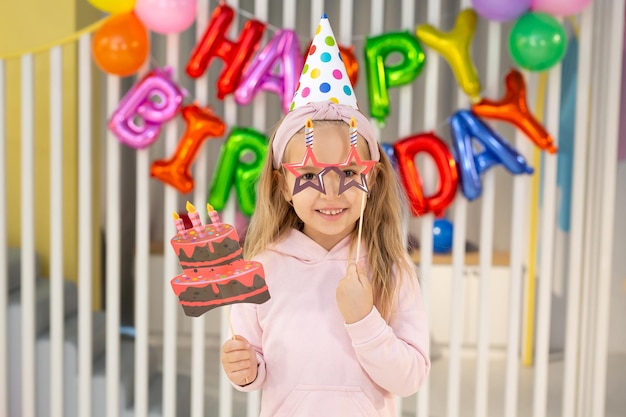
[{"xmin": 321, "ymin": 167, "xmax": 342, "ymax": 197}]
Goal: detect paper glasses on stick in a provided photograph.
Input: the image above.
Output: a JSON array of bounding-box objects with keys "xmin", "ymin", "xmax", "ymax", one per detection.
[{"xmin": 282, "ymin": 118, "xmax": 376, "ymax": 196}]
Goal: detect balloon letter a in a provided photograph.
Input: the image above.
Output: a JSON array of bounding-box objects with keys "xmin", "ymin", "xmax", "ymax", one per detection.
[
  {"xmin": 416, "ymin": 9, "xmax": 481, "ymax": 100},
  {"xmin": 234, "ymin": 29, "xmax": 302, "ymax": 114},
  {"xmin": 186, "ymin": 3, "xmax": 265, "ymax": 99},
  {"xmin": 151, "ymin": 104, "xmax": 226, "ymax": 193},
  {"xmin": 472, "ymin": 69, "xmax": 558, "ymax": 153},
  {"xmin": 450, "ymin": 110, "xmax": 533, "ymax": 201},
  {"xmin": 394, "ymin": 133, "xmax": 458, "ymax": 217},
  {"xmin": 364, "ymin": 31, "xmax": 425, "ymax": 126}
]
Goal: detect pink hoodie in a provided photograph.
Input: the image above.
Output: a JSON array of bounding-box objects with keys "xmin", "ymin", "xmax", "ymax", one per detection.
[{"xmin": 230, "ymin": 229, "xmax": 430, "ymax": 416}]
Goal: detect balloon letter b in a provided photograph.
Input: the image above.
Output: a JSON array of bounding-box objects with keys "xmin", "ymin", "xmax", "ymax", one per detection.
[
  {"xmin": 394, "ymin": 133, "xmax": 458, "ymax": 217},
  {"xmin": 109, "ymin": 67, "xmax": 186, "ymax": 149},
  {"xmin": 186, "ymin": 3, "xmax": 266, "ymax": 99},
  {"xmin": 364, "ymin": 31, "xmax": 425, "ymax": 126},
  {"xmin": 151, "ymin": 104, "xmax": 226, "ymax": 193},
  {"xmin": 209, "ymin": 128, "xmax": 268, "ymax": 217}
]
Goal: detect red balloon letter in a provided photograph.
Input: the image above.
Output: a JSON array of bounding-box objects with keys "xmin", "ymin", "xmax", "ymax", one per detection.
[
  {"xmin": 394, "ymin": 133, "xmax": 458, "ymax": 217},
  {"xmin": 151, "ymin": 104, "xmax": 226, "ymax": 194},
  {"xmin": 186, "ymin": 3, "xmax": 265, "ymax": 99}
]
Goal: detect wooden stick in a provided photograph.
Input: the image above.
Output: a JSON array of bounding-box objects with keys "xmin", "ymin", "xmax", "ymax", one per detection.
[
  {"xmin": 354, "ymin": 192, "xmax": 367, "ymax": 264},
  {"xmin": 226, "ymin": 305, "xmax": 236, "ymax": 339}
]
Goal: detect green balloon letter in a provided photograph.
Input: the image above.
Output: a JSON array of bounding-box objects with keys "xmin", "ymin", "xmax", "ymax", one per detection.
[
  {"xmin": 364, "ymin": 31, "xmax": 425, "ymax": 126},
  {"xmin": 209, "ymin": 127, "xmax": 268, "ymax": 216}
]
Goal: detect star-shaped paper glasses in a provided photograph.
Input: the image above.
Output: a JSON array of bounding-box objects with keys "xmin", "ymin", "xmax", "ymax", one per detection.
[{"xmin": 282, "ymin": 118, "xmax": 376, "ymax": 196}]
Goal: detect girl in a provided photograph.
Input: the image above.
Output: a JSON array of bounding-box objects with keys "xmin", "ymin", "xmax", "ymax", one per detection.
[
  {"xmin": 220, "ymin": 105, "xmax": 430, "ymax": 417},
  {"xmin": 221, "ymin": 14, "xmax": 429, "ymax": 417}
]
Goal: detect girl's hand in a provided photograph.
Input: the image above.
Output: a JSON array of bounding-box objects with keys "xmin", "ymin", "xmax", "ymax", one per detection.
[
  {"xmin": 221, "ymin": 335, "xmax": 258, "ymax": 386},
  {"xmin": 336, "ymin": 263, "xmax": 374, "ymax": 324}
]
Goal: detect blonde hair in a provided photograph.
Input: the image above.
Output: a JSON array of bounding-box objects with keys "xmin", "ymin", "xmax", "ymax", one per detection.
[{"xmin": 244, "ymin": 119, "xmax": 414, "ymax": 321}]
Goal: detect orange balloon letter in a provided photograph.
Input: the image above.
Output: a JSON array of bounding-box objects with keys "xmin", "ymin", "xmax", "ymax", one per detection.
[
  {"xmin": 151, "ymin": 104, "xmax": 226, "ymax": 193},
  {"xmin": 472, "ymin": 69, "xmax": 557, "ymax": 153}
]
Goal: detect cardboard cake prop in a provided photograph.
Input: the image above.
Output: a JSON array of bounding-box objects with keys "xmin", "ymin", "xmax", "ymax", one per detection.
[{"xmin": 170, "ymin": 201, "xmax": 269, "ymax": 317}]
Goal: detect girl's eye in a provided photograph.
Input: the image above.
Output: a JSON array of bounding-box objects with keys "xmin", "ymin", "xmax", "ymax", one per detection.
[
  {"xmin": 301, "ymin": 173, "xmax": 317, "ymax": 181},
  {"xmin": 343, "ymin": 169, "xmax": 357, "ymax": 178}
]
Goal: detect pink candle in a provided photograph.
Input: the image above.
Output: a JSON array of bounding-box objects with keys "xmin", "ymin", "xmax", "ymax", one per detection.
[
  {"xmin": 206, "ymin": 203, "xmax": 222, "ymax": 229},
  {"xmin": 186, "ymin": 201, "xmax": 206, "ymax": 237},
  {"xmin": 171, "ymin": 211, "xmax": 189, "ymax": 238}
]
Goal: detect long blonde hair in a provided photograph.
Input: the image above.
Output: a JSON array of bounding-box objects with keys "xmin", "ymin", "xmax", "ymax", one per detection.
[{"xmin": 244, "ymin": 120, "xmax": 414, "ymax": 321}]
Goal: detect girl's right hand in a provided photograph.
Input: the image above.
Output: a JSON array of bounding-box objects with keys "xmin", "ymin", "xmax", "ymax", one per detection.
[{"xmin": 221, "ymin": 335, "xmax": 258, "ymax": 386}]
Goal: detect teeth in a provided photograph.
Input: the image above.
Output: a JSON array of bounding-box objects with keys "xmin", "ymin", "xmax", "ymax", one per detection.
[{"xmin": 318, "ymin": 209, "xmax": 344, "ymax": 215}]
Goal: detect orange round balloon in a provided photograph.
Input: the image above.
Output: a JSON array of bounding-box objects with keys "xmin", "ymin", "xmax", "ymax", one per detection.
[{"xmin": 92, "ymin": 13, "xmax": 149, "ymax": 77}]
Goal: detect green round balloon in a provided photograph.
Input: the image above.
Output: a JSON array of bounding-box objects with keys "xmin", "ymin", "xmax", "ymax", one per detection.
[{"xmin": 508, "ymin": 12, "xmax": 568, "ymax": 72}]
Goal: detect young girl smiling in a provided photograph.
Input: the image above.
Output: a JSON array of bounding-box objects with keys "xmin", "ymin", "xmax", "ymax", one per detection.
[{"xmin": 221, "ymin": 14, "xmax": 430, "ymax": 417}]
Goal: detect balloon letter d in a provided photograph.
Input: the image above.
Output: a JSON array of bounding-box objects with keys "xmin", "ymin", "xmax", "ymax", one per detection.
[{"xmin": 394, "ymin": 133, "xmax": 458, "ymax": 217}]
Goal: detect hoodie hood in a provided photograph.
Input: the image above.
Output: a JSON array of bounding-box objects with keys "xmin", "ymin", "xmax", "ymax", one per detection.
[{"xmin": 268, "ymin": 228, "xmax": 364, "ymax": 264}]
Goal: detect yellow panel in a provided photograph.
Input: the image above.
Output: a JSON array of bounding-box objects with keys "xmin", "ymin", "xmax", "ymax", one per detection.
[{"xmin": 1, "ymin": 0, "xmax": 102, "ymax": 308}]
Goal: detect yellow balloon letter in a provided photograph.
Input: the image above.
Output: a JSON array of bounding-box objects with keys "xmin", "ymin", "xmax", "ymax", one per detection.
[{"xmin": 416, "ymin": 9, "xmax": 481, "ymax": 100}]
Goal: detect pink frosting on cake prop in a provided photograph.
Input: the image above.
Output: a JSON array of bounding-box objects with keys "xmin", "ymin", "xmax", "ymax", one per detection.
[{"xmin": 170, "ymin": 201, "xmax": 270, "ymax": 317}]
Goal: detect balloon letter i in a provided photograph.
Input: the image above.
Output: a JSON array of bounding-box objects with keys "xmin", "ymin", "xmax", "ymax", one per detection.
[{"xmin": 151, "ymin": 104, "xmax": 226, "ymax": 194}]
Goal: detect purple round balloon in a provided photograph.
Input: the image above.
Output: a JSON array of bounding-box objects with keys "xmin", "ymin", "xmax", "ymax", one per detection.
[{"xmin": 471, "ymin": 0, "xmax": 532, "ymax": 22}]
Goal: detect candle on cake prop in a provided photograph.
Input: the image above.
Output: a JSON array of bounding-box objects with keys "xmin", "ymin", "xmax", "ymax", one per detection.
[
  {"xmin": 171, "ymin": 211, "xmax": 189, "ymax": 239},
  {"xmin": 206, "ymin": 203, "xmax": 222, "ymax": 229},
  {"xmin": 169, "ymin": 202, "xmax": 269, "ymax": 317}
]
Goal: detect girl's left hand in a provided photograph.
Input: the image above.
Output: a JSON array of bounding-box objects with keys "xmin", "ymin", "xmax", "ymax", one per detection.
[{"xmin": 336, "ymin": 263, "xmax": 374, "ymax": 324}]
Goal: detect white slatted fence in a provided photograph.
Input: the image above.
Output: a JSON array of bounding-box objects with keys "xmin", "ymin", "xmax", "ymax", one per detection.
[{"xmin": 1, "ymin": 1, "xmax": 624, "ymax": 417}]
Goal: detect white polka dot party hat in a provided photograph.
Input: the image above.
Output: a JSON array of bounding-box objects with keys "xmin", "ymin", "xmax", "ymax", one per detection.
[{"xmin": 289, "ymin": 14, "xmax": 358, "ymax": 111}]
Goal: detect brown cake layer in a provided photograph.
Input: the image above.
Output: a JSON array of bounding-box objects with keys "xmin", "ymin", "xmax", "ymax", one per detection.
[
  {"xmin": 181, "ymin": 289, "xmax": 271, "ymax": 317},
  {"xmin": 178, "ymin": 237, "xmax": 241, "ymax": 268}
]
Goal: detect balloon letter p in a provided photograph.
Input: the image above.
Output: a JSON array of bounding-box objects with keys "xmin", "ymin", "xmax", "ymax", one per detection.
[{"xmin": 364, "ymin": 31, "xmax": 425, "ymax": 126}]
